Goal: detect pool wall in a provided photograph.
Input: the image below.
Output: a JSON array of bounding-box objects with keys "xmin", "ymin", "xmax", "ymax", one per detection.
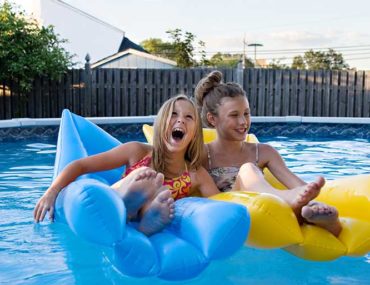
[{"xmin": 1, "ymin": 116, "xmax": 369, "ymax": 141}]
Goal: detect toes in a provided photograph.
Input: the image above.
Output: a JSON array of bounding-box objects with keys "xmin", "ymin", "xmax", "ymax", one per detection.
[{"xmin": 154, "ymin": 173, "xmax": 165, "ymax": 187}]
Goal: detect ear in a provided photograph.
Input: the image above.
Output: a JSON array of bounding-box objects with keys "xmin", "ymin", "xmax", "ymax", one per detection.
[{"xmin": 206, "ymin": 112, "xmax": 216, "ymax": 127}]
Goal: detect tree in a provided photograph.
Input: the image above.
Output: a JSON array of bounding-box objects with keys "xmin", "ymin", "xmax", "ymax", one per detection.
[
  {"xmin": 291, "ymin": 49, "xmax": 349, "ymax": 70},
  {"xmin": 141, "ymin": 29, "xmax": 201, "ymax": 68},
  {"xmin": 166, "ymin": 29, "xmax": 197, "ymax": 68},
  {"xmin": 208, "ymin": 53, "xmax": 254, "ymax": 68},
  {"xmin": 140, "ymin": 38, "xmax": 176, "ymax": 61},
  {"xmin": 0, "ymin": 2, "xmax": 73, "ymax": 91},
  {"xmin": 291, "ymin": 55, "xmax": 306, "ymax": 69}
]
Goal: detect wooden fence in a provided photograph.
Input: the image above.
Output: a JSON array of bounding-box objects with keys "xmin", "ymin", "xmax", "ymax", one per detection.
[{"xmin": 1, "ymin": 67, "xmax": 369, "ymax": 119}]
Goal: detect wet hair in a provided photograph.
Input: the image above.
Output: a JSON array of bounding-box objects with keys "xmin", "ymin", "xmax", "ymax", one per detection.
[
  {"xmin": 152, "ymin": 95, "xmax": 204, "ymax": 174},
  {"xmin": 194, "ymin": 70, "xmax": 246, "ymax": 128}
]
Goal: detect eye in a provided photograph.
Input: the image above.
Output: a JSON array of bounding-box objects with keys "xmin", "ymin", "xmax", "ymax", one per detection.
[
  {"xmin": 171, "ymin": 111, "xmax": 177, "ymax": 117},
  {"xmin": 186, "ymin": 114, "xmax": 194, "ymax": 120}
]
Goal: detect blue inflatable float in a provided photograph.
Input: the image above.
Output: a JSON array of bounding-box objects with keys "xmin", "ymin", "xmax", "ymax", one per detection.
[{"xmin": 53, "ymin": 110, "xmax": 250, "ymax": 280}]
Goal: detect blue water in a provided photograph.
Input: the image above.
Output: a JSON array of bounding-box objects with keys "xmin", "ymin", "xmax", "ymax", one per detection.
[{"xmin": 0, "ymin": 135, "xmax": 369, "ymax": 285}]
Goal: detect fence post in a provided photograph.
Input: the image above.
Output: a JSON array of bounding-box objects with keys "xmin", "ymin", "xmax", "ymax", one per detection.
[
  {"xmin": 236, "ymin": 60, "xmax": 244, "ymax": 86},
  {"xmin": 84, "ymin": 53, "xmax": 92, "ymax": 116}
]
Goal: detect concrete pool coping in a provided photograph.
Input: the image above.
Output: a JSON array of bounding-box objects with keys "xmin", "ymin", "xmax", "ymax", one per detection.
[{"xmin": 1, "ymin": 116, "xmax": 370, "ymax": 128}]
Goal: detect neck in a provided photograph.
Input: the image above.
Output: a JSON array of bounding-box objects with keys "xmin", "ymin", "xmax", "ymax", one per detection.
[
  {"xmin": 212, "ymin": 138, "xmax": 244, "ymax": 153},
  {"xmin": 164, "ymin": 151, "xmax": 187, "ymax": 177}
]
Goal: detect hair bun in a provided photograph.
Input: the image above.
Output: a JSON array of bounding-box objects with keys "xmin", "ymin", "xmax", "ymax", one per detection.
[
  {"xmin": 194, "ymin": 71, "xmax": 223, "ymax": 106},
  {"xmin": 208, "ymin": 70, "xmax": 223, "ymax": 85}
]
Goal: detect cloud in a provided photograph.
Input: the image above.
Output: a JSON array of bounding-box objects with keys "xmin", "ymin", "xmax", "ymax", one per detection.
[{"xmin": 269, "ymin": 30, "xmax": 370, "ymax": 47}]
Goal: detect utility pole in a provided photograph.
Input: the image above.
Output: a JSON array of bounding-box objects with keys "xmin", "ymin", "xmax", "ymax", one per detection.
[
  {"xmin": 242, "ymin": 35, "xmax": 247, "ymax": 69},
  {"xmin": 248, "ymin": 43, "xmax": 263, "ymax": 66}
]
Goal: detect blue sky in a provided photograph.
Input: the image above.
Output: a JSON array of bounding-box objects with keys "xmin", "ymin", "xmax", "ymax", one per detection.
[{"xmin": 16, "ymin": 0, "xmax": 370, "ymax": 70}]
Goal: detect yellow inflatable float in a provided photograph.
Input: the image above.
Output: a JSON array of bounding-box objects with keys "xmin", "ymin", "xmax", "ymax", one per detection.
[{"xmin": 143, "ymin": 124, "xmax": 370, "ymax": 261}]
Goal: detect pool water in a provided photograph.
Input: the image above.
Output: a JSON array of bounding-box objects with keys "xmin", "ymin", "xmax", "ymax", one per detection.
[{"xmin": 0, "ymin": 135, "xmax": 369, "ymax": 285}]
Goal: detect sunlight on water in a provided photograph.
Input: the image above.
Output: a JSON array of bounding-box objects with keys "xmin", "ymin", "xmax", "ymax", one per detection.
[{"xmin": 0, "ymin": 135, "xmax": 369, "ymax": 284}]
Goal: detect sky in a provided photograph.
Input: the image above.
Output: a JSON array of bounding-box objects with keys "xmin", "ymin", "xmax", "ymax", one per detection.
[{"xmin": 11, "ymin": 0, "xmax": 370, "ymax": 70}]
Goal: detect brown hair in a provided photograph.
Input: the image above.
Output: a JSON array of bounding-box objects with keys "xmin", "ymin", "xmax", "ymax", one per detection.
[
  {"xmin": 194, "ymin": 70, "xmax": 246, "ymax": 128},
  {"xmin": 152, "ymin": 95, "xmax": 204, "ymax": 174}
]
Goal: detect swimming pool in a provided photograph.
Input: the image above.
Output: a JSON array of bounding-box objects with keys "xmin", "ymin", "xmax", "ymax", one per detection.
[{"xmin": 0, "ymin": 131, "xmax": 369, "ymax": 284}]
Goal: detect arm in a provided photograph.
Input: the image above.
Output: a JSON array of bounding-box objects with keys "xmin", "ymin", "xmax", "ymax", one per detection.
[
  {"xmin": 191, "ymin": 166, "xmax": 221, "ymax": 197},
  {"xmin": 34, "ymin": 142, "xmax": 150, "ymax": 222},
  {"xmin": 258, "ymin": 143, "xmax": 305, "ymax": 188}
]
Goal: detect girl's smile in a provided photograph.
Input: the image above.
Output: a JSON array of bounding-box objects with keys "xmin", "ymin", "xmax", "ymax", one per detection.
[{"xmin": 166, "ymin": 100, "xmax": 196, "ymax": 151}]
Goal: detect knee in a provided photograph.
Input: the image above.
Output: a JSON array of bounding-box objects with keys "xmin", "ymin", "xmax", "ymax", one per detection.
[{"xmin": 240, "ymin": 162, "xmax": 258, "ymax": 173}]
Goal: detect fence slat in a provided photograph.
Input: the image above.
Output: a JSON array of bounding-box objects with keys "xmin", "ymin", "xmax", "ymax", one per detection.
[
  {"xmin": 106, "ymin": 69, "xmax": 113, "ymax": 116},
  {"xmin": 347, "ymin": 70, "xmax": 355, "ymax": 117},
  {"xmin": 330, "ymin": 71, "xmax": 339, "ymax": 116},
  {"xmin": 257, "ymin": 69, "xmax": 266, "ymax": 116},
  {"xmin": 315, "ymin": 70, "xmax": 323, "ymax": 116},
  {"xmin": 323, "ymin": 70, "xmax": 331, "ymax": 116},
  {"xmin": 364, "ymin": 71, "xmax": 370, "ymax": 117},
  {"xmin": 290, "ymin": 69, "xmax": 298, "ymax": 115},
  {"xmin": 306, "ymin": 70, "xmax": 314, "ymax": 116},
  {"xmin": 338, "ymin": 71, "xmax": 348, "ymax": 117},
  {"xmin": 354, "ymin": 71, "xmax": 364, "ymax": 117},
  {"xmin": 265, "ymin": 69, "xmax": 274, "ymax": 116},
  {"xmin": 274, "ymin": 70, "xmax": 282, "ymax": 116},
  {"xmin": 129, "ymin": 69, "xmax": 137, "ymax": 116},
  {"xmin": 282, "ymin": 69, "xmax": 290, "ymax": 116}
]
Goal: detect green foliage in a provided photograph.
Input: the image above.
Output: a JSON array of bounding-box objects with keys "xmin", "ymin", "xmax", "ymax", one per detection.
[
  {"xmin": 0, "ymin": 2, "xmax": 73, "ymax": 91},
  {"xmin": 141, "ymin": 29, "xmax": 201, "ymax": 68},
  {"xmin": 197, "ymin": 40, "xmax": 211, "ymax": 67},
  {"xmin": 140, "ymin": 38, "xmax": 176, "ymax": 61},
  {"xmin": 291, "ymin": 49, "xmax": 349, "ymax": 70},
  {"xmin": 208, "ymin": 53, "xmax": 254, "ymax": 68},
  {"xmin": 166, "ymin": 29, "xmax": 197, "ymax": 68}
]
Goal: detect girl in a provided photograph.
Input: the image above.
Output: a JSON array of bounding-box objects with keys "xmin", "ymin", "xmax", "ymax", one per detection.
[
  {"xmin": 34, "ymin": 95, "xmax": 220, "ymax": 236},
  {"xmin": 194, "ymin": 71, "xmax": 342, "ymax": 237}
]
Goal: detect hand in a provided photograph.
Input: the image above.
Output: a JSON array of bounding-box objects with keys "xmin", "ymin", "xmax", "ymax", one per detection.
[{"xmin": 33, "ymin": 189, "xmax": 58, "ymax": 223}]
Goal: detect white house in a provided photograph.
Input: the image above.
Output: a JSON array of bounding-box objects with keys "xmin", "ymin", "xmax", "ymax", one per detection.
[
  {"xmin": 92, "ymin": 48, "xmax": 177, "ymax": 69},
  {"xmin": 10, "ymin": 0, "xmax": 124, "ymax": 65}
]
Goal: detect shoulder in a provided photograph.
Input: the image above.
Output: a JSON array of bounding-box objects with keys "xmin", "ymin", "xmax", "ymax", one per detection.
[
  {"xmin": 258, "ymin": 143, "xmax": 281, "ymax": 159},
  {"xmin": 115, "ymin": 141, "xmax": 152, "ymax": 160},
  {"xmin": 258, "ymin": 143, "xmax": 278, "ymax": 154}
]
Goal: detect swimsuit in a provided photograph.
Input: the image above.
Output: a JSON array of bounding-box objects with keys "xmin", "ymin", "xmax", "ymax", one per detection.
[
  {"xmin": 207, "ymin": 143, "xmax": 260, "ymax": 192},
  {"xmin": 124, "ymin": 156, "xmax": 192, "ymax": 200}
]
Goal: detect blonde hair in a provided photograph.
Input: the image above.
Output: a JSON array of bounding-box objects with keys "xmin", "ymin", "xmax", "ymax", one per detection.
[
  {"xmin": 152, "ymin": 95, "xmax": 204, "ymax": 174},
  {"xmin": 194, "ymin": 70, "xmax": 246, "ymax": 128}
]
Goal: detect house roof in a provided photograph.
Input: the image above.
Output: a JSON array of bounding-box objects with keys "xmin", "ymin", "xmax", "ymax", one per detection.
[
  {"xmin": 91, "ymin": 48, "xmax": 177, "ymax": 68},
  {"xmin": 118, "ymin": 37, "xmax": 147, "ymax": 53}
]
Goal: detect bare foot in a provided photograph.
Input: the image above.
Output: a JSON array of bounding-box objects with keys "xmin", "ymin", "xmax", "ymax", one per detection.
[
  {"xmin": 280, "ymin": 176, "xmax": 325, "ymax": 222},
  {"xmin": 302, "ymin": 201, "xmax": 342, "ymax": 237},
  {"xmin": 138, "ymin": 188, "xmax": 175, "ymax": 236},
  {"xmin": 113, "ymin": 167, "xmax": 164, "ymax": 218}
]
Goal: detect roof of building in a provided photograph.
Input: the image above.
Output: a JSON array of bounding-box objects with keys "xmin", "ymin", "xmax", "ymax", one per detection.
[
  {"xmin": 118, "ymin": 37, "xmax": 147, "ymax": 53},
  {"xmin": 91, "ymin": 48, "xmax": 177, "ymax": 68}
]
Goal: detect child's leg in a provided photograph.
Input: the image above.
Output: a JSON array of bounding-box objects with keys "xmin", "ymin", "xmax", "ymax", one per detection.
[
  {"xmin": 234, "ymin": 163, "xmax": 324, "ymax": 222},
  {"xmin": 301, "ymin": 201, "xmax": 342, "ymax": 237},
  {"xmin": 111, "ymin": 167, "xmax": 164, "ymax": 219},
  {"xmin": 138, "ymin": 187, "xmax": 175, "ymax": 236}
]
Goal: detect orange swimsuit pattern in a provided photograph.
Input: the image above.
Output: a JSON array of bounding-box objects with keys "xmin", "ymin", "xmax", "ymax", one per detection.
[{"xmin": 123, "ymin": 156, "xmax": 192, "ymax": 201}]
